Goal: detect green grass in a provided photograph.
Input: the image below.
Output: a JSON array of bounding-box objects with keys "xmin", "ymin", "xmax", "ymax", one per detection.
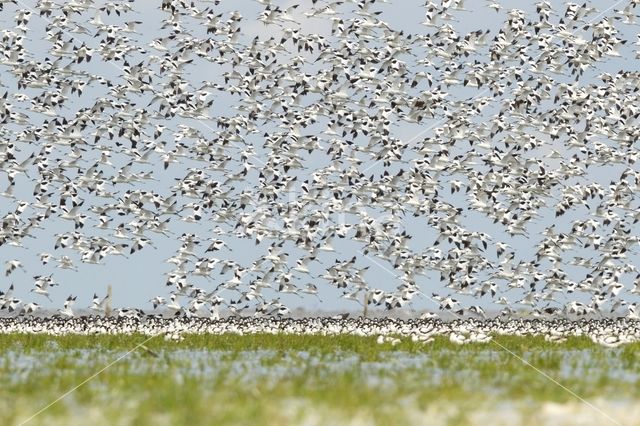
[{"xmin": 1, "ymin": 334, "xmax": 639, "ymax": 425}]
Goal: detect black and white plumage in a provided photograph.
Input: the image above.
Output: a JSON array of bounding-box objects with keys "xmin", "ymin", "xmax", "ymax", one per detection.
[{"xmin": 0, "ymin": 0, "xmax": 637, "ymax": 321}]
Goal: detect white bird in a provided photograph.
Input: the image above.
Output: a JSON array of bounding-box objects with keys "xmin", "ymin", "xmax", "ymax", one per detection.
[
  {"xmin": 58, "ymin": 295, "xmax": 76, "ymax": 317},
  {"xmin": 31, "ymin": 275, "xmax": 56, "ymax": 301},
  {"xmin": 90, "ymin": 293, "xmax": 109, "ymax": 313},
  {"xmin": 4, "ymin": 260, "xmax": 24, "ymax": 277}
]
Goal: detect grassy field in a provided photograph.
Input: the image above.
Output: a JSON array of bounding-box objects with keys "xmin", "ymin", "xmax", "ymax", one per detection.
[{"xmin": 1, "ymin": 333, "xmax": 639, "ymax": 425}]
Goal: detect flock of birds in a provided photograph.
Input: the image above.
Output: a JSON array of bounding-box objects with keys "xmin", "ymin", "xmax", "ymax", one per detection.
[
  {"xmin": 1, "ymin": 316, "xmax": 639, "ymax": 348},
  {"xmin": 0, "ymin": 0, "xmax": 639, "ymax": 322}
]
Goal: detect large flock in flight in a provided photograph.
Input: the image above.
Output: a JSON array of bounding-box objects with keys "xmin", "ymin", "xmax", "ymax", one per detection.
[{"xmin": 0, "ymin": 0, "xmax": 639, "ymax": 321}]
